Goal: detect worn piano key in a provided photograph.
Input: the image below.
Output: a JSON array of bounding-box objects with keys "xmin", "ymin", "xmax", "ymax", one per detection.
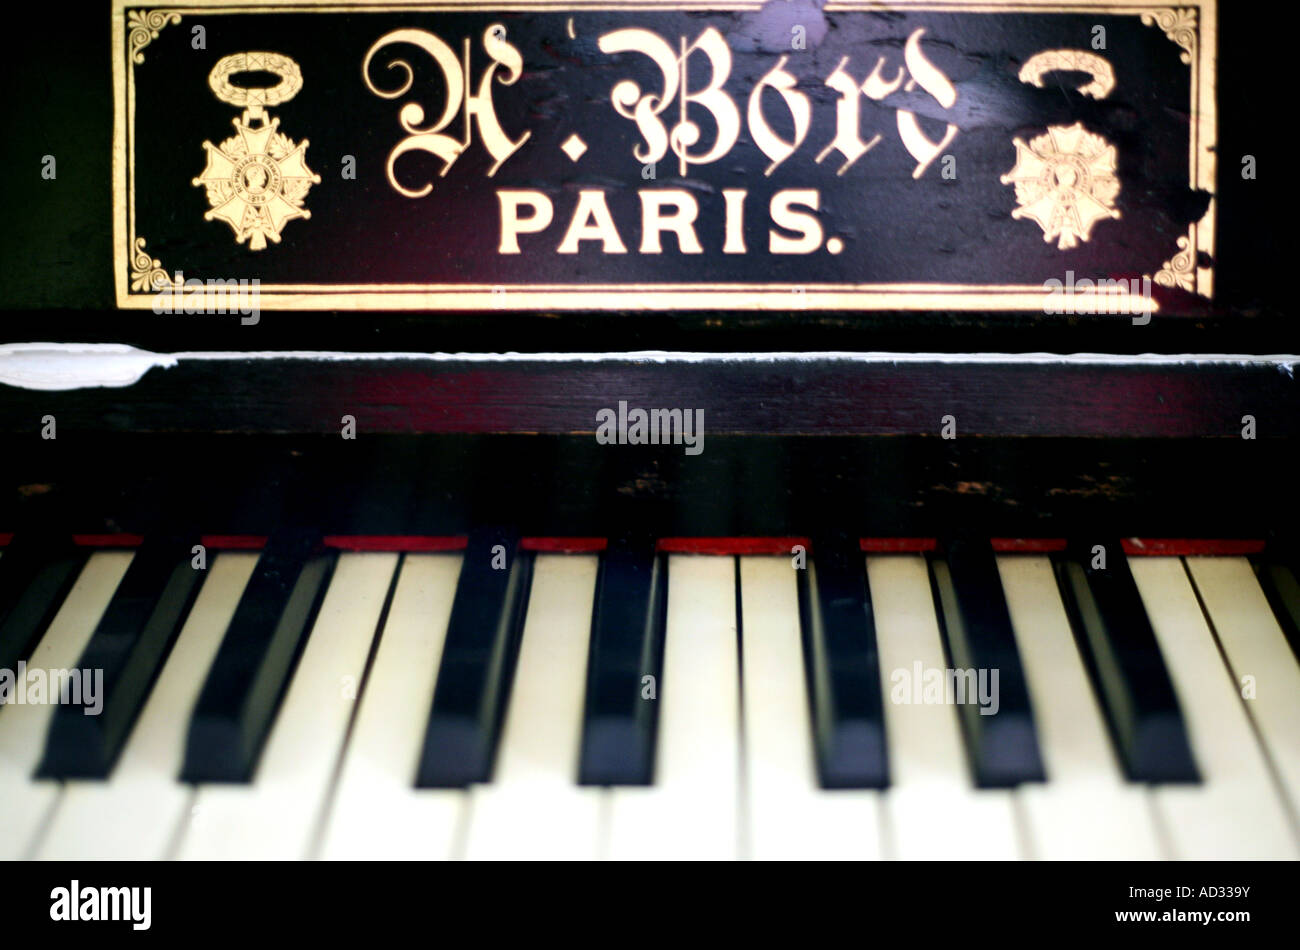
[
  {"xmin": 416, "ymin": 528, "xmax": 532, "ymax": 788},
  {"xmin": 870, "ymin": 554, "xmax": 1020, "ymax": 859},
  {"xmin": 997, "ymin": 555, "xmax": 1163, "ymax": 859},
  {"xmin": 930, "ymin": 539, "xmax": 1045, "ymax": 787},
  {"xmin": 578, "ymin": 533, "xmax": 666, "ymax": 786},
  {"xmin": 0, "ymin": 536, "xmax": 85, "ymax": 676},
  {"xmin": 39, "ymin": 537, "xmax": 203, "ymax": 779},
  {"xmin": 1130, "ymin": 557, "xmax": 1298, "ymax": 858},
  {"xmin": 319, "ymin": 553, "xmax": 466, "ymax": 860},
  {"xmin": 38, "ymin": 553, "xmax": 259, "ymax": 859},
  {"xmin": 177, "ymin": 553, "xmax": 398, "ymax": 859},
  {"xmin": 182, "ymin": 531, "xmax": 334, "ymax": 783},
  {"xmin": 1184, "ymin": 557, "xmax": 1300, "ymax": 820},
  {"xmin": 796, "ymin": 534, "xmax": 889, "ymax": 789},
  {"xmin": 465, "ymin": 554, "xmax": 603, "ymax": 859},
  {"xmin": 606, "ymin": 554, "xmax": 740, "ymax": 859},
  {"xmin": 0, "ymin": 552, "xmax": 132, "ymax": 859},
  {"xmin": 1053, "ymin": 541, "xmax": 1199, "ymax": 782},
  {"xmin": 741, "ymin": 555, "xmax": 882, "ymax": 859},
  {"xmin": 1254, "ymin": 560, "xmax": 1300, "ymax": 661}
]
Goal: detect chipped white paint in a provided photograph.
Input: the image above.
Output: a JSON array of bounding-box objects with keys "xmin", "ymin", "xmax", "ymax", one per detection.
[
  {"xmin": 0, "ymin": 344, "xmax": 178, "ymax": 391},
  {"xmin": 0, "ymin": 342, "xmax": 1295, "ymax": 392}
]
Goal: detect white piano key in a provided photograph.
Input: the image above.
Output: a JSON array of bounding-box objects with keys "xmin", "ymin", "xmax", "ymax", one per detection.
[
  {"xmin": 996, "ymin": 555, "xmax": 1162, "ymax": 859},
  {"xmin": 607, "ymin": 555, "xmax": 739, "ymax": 860},
  {"xmin": 1184, "ymin": 556, "xmax": 1300, "ymax": 821},
  {"xmin": 1130, "ymin": 557, "xmax": 1299, "ymax": 858},
  {"xmin": 176, "ymin": 552, "xmax": 399, "ymax": 860},
  {"xmin": 868, "ymin": 554, "xmax": 1021, "ymax": 860},
  {"xmin": 0, "ymin": 551, "xmax": 132, "ymax": 859},
  {"xmin": 739, "ymin": 556, "xmax": 882, "ymax": 860},
  {"xmin": 318, "ymin": 553, "xmax": 466, "ymax": 860},
  {"xmin": 465, "ymin": 554, "xmax": 603, "ymax": 860},
  {"xmin": 37, "ymin": 552, "xmax": 259, "ymax": 859}
]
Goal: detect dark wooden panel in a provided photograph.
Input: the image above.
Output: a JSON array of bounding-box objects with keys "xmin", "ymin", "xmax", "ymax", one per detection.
[
  {"xmin": 0, "ymin": 355, "xmax": 1293, "ymax": 437},
  {"xmin": 1, "ymin": 431, "xmax": 1294, "ymax": 541}
]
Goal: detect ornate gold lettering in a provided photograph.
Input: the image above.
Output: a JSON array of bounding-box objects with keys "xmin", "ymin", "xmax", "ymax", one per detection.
[{"xmin": 364, "ymin": 26, "xmax": 531, "ymax": 199}]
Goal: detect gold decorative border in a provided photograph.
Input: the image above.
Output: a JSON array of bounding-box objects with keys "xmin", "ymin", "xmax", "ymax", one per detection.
[
  {"xmin": 112, "ymin": 0, "xmax": 1218, "ymax": 310},
  {"xmin": 1137, "ymin": 7, "xmax": 1211, "ymax": 295}
]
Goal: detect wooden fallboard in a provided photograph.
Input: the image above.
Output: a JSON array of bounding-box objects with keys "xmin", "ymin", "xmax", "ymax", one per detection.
[
  {"xmin": 0, "ymin": 350, "xmax": 1293, "ymax": 437},
  {"xmin": 0, "ymin": 351, "xmax": 1294, "ymax": 539}
]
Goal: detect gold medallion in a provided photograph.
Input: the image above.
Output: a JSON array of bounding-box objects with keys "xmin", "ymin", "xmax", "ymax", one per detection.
[
  {"xmin": 1000, "ymin": 122, "xmax": 1121, "ymax": 251},
  {"xmin": 192, "ymin": 52, "xmax": 321, "ymax": 250}
]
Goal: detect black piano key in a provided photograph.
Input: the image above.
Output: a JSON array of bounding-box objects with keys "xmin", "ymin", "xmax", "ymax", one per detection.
[
  {"xmin": 39, "ymin": 538, "xmax": 203, "ymax": 778},
  {"xmin": 796, "ymin": 533, "xmax": 889, "ymax": 789},
  {"xmin": 1253, "ymin": 559, "xmax": 1300, "ymax": 663},
  {"xmin": 1053, "ymin": 542, "xmax": 1199, "ymax": 783},
  {"xmin": 930, "ymin": 539, "xmax": 1045, "ymax": 787},
  {"xmin": 0, "ymin": 537, "xmax": 86, "ymax": 675},
  {"xmin": 416, "ymin": 528, "xmax": 533, "ymax": 788},
  {"xmin": 578, "ymin": 534, "xmax": 667, "ymax": 786},
  {"xmin": 182, "ymin": 531, "xmax": 334, "ymax": 783}
]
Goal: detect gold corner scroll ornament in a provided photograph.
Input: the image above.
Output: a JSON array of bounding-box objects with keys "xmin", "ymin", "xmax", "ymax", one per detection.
[
  {"xmin": 1140, "ymin": 8, "xmax": 1197, "ymax": 63},
  {"xmin": 1000, "ymin": 122, "xmax": 1121, "ymax": 251},
  {"xmin": 128, "ymin": 9, "xmax": 179, "ymax": 64},
  {"xmin": 192, "ymin": 52, "xmax": 321, "ymax": 250},
  {"xmin": 129, "ymin": 237, "xmax": 173, "ymax": 292},
  {"xmin": 1153, "ymin": 230, "xmax": 1196, "ymax": 291}
]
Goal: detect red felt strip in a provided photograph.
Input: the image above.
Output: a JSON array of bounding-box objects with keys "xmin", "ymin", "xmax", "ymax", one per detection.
[
  {"xmin": 860, "ymin": 538, "xmax": 939, "ymax": 553},
  {"xmin": 989, "ymin": 538, "xmax": 1068, "ymax": 553},
  {"xmin": 1122, "ymin": 538, "xmax": 1266, "ymax": 556},
  {"xmin": 73, "ymin": 534, "xmax": 145, "ymax": 548},
  {"xmin": 322, "ymin": 535, "xmax": 468, "ymax": 552},
  {"xmin": 201, "ymin": 535, "xmax": 268, "ymax": 550},
  {"xmin": 657, "ymin": 537, "xmax": 809, "ymax": 555},
  {"xmin": 520, "ymin": 537, "xmax": 608, "ymax": 553},
  {"xmin": 59, "ymin": 534, "xmax": 1264, "ymax": 559}
]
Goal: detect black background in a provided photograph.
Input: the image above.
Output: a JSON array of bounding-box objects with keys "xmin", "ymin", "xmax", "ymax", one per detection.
[{"xmin": 5, "ymin": 859, "xmax": 1295, "ymax": 937}]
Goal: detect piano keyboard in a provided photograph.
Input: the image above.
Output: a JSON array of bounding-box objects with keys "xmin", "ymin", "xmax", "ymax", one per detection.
[{"xmin": 1, "ymin": 535, "xmax": 1297, "ymax": 861}]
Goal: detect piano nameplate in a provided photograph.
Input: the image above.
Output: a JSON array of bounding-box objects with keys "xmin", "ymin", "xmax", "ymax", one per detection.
[{"xmin": 112, "ymin": 0, "xmax": 1217, "ymax": 311}]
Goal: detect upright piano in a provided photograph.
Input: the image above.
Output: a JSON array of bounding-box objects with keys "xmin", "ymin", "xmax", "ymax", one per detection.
[{"xmin": 0, "ymin": 0, "xmax": 1295, "ymax": 860}]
